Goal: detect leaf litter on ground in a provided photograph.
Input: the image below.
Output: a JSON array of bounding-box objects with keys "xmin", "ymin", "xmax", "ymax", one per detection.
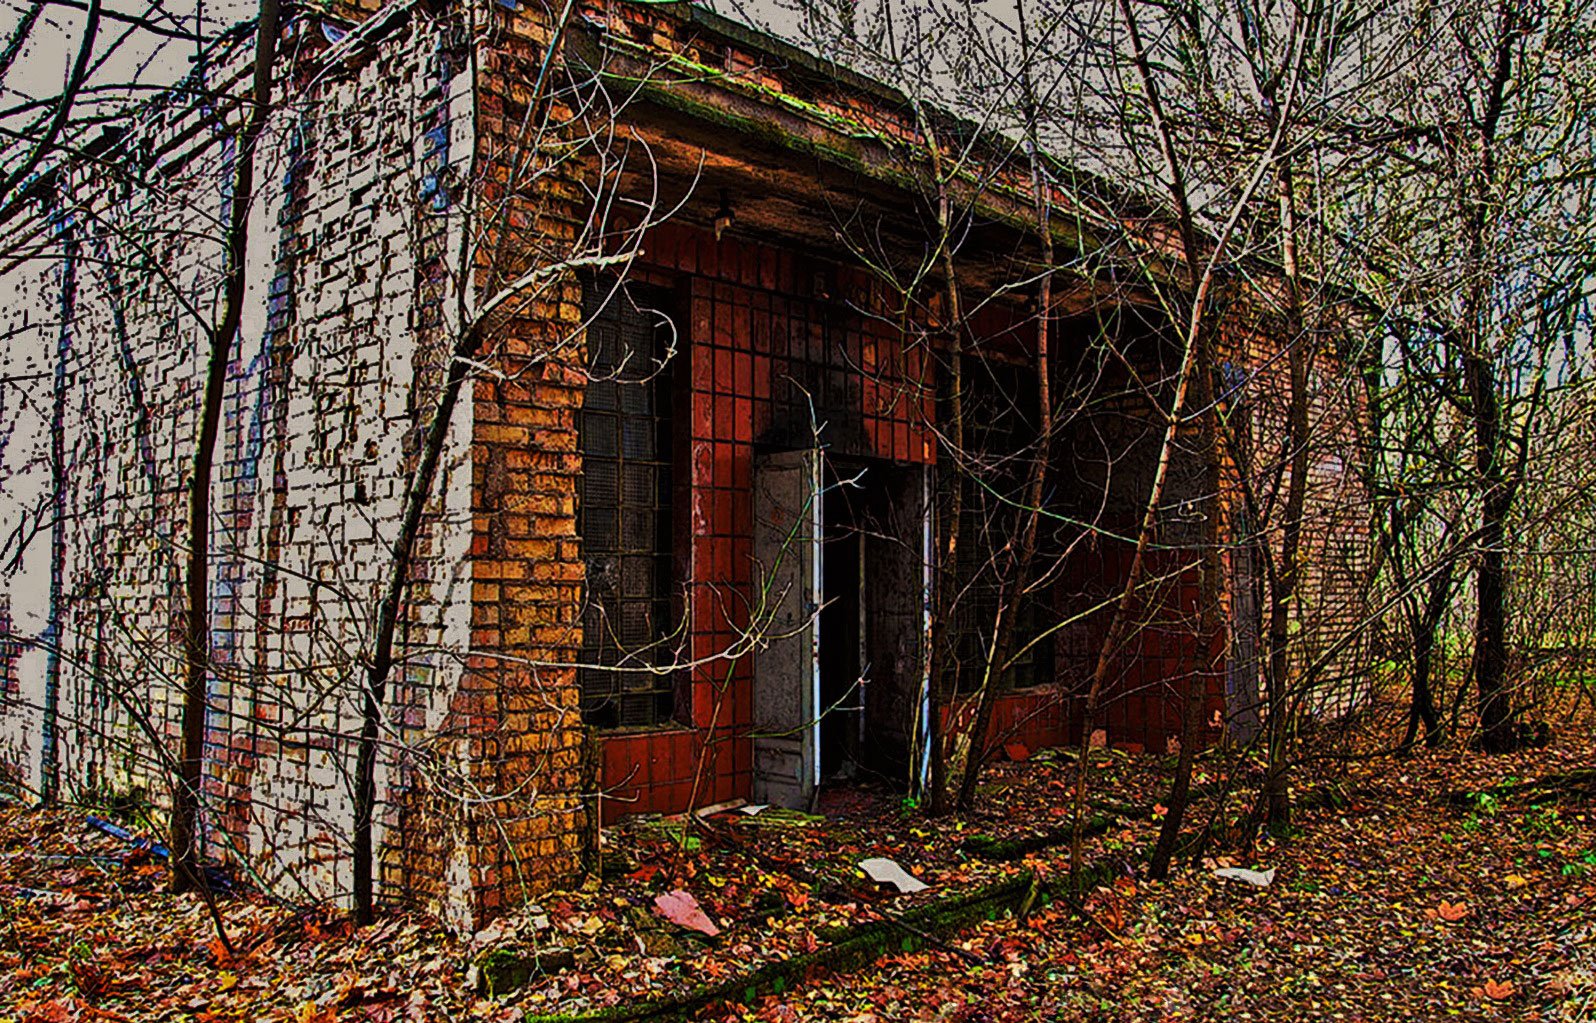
[{"xmin": 0, "ymin": 728, "xmax": 1592, "ymax": 1021}]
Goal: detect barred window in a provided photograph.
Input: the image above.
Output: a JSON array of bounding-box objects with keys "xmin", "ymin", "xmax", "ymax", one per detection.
[{"xmin": 577, "ymin": 280, "xmax": 677, "ymax": 729}]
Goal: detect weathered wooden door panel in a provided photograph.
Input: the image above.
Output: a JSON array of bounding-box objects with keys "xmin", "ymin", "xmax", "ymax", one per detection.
[{"xmin": 751, "ymin": 449, "xmax": 821, "ymax": 809}]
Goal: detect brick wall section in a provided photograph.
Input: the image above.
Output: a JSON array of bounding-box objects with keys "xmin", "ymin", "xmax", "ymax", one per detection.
[
  {"xmin": 1229, "ymin": 309, "xmax": 1373, "ymax": 714},
  {"xmin": 0, "ymin": 15, "xmax": 499, "ymax": 922},
  {"xmin": 454, "ymin": 23, "xmax": 596, "ymax": 914},
  {"xmin": 194, "ymin": 19, "xmax": 485, "ymax": 917}
]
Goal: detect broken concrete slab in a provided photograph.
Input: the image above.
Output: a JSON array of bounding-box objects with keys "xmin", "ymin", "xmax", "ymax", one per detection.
[{"xmin": 472, "ymin": 946, "xmax": 576, "ymax": 997}]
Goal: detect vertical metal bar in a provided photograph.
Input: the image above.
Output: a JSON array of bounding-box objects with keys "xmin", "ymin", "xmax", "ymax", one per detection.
[
  {"xmin": 917, "ymin": 466, "xmax": 934, "ymax": 793},
  {"xmin": 809, "ymin": 447, "xmax": 823, "ymax": 791},
  {"xmin": 857, "ymin": 495, "xmax": 867, "ymax": 758}
]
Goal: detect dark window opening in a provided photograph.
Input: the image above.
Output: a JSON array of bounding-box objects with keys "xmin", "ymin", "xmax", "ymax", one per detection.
[
  {"xmin": 578, "ymin": 280, "xmax": 678, "ymax": 729},
  {"xmin": 946, "ymin": 357, "xmax": 1054, "ymax": 692}
]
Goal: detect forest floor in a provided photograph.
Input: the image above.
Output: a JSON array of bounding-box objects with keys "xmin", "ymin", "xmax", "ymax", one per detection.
[{"xmin": 2, "ymin": 728, "xmax": 1594, "ymax": 1023}]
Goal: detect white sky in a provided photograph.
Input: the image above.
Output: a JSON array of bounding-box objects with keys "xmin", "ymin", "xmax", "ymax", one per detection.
[
  {"xmin": 1, "ymin": 0, "xmax": 242, "ymax": 123},
  {"xmin": 0, "ymin": 1, "xmax": 976, "ymax": 142}
]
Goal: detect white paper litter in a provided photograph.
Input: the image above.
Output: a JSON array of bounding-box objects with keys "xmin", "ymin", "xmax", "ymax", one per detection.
[
  {"xmin": 1213, "ymin": 866, "xmax": 1276, "ymax": 887},
  {"xmin": 692, "ymin": 798, "xmax": 747, "ymax": 818},
  {"xmin": 860, "ymin": 857, "xmax": 930, "ymax": 893},
  {"xmin": 738, "ymin": 804, "xmax": 770, "ymax": 816}
]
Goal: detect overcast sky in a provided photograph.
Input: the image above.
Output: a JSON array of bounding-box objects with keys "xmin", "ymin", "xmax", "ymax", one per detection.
[
  {"xmin": 1, "ymin": 0, "xmax": 237, "ymax": 137},
  {"xmin": 0, "ymin": 0, "xmax": 827, "ymax": 114},
  {"xmin": 0, "ymin": 1, "xmax": 997, "ymax": 137}
]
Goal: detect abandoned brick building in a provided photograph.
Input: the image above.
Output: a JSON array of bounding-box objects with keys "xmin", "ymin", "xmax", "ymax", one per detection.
[{"xmin": 0, "ymin": 1, "xmax": 1367, "ymax": 925}]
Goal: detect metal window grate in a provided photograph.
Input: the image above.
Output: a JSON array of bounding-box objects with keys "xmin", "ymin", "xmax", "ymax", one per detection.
[{"xmin": 578, "ymin": 281, "xmax": 676, "ymax": 729}]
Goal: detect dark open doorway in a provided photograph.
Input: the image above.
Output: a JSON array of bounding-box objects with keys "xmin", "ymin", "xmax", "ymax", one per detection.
[
  {"xmin": 819, "ymin": 458, "xmax": 927, "ymax": 787},
  {"xmin": 820, "ymin": 464, "xmax": 864, "ymax": 781},
  {"xmin": 751, "ymin": 451, "xmax": 928, "ymax": 808}
]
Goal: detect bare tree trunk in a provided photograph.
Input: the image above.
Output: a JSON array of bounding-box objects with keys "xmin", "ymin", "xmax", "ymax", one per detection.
[
  {"xmin": 1106, "ymin": 0, "xmax": 1298, "ymax": 879},
  {"xmin": 1470, "ymin": 352, "xmax": 1515, "ymax": 752},
  {"xmin": 352, "ymin": 329, "xmax": 476, "ymax": 924},
  {"xmin": 1070, "ymin": 0, "xmax": 1248, "ymax": 881},
  {"xmin": 0, "ymin": 3, "xmax": 45, "ymax": 89},
  {"xmin": 953, "ymin": 1, "xmax": 1054, "ymax": 812},
  {"xmin": 1259, "ymin": 160, "xmax": 1309, "ymax": 833},
  {"xmin": 919, "ymin": 118, "xmax": 967, "ymax": 819},
  {"xmin": 40, "ymin": 203, "xmax": 78, "ymax": 807},
  {"xmin": 1150, "ymin": 295, "xmax": 1223, "ymax": 880},
  {"xmin": 1401, "ymin": 558, "xmax": 1453, "ymax": 752},
  {"xmin": 926, "ymin": 249, "xmax": 966, "ymax": 818},
  {"xmin": 171, "ymin": 0, "xmax": 281, "ymax": 896},
  {"xmin": 1463, "ymin": 0, "xmax": 1522, "ymax": 755},
  {"xmin": 0, "ymin": 0, "xmax": 100, "ymax": 202}
]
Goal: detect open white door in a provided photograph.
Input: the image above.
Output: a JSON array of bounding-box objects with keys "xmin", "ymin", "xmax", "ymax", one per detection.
[{"xmin": 751, "ymin": 448, "xmax": 822, "ymax": 809}]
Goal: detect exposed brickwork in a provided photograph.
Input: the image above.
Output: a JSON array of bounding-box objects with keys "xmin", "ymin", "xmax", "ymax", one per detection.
[
  {"xmin": 0, "ymin": 15, "xmax": 498, "ymax": 923},
  {"xmin": 454, "ymin": 24, "xmax": 595, "ymax": 912},
  {"xmin": 1228, "ymin": 308, "xmax": 1373, "ymax": 715}
]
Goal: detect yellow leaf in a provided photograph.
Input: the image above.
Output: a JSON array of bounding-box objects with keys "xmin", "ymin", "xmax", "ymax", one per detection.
[
  {"xmin": 217, "ymin": 971, "xmax": 239, "ymax": 992},
  {"xmin": 295, "ymin": 1002, "xmax": 336, "ymax": 1023},
  {"xmin": 1506, "ymin": 874, "xmax": 1529, "ymax": 889}
]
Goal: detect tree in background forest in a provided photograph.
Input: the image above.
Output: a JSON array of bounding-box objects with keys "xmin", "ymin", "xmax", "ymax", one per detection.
[{"xmin": 1332, "ymin": 0, "xmax": 1596, "ymax": 753}]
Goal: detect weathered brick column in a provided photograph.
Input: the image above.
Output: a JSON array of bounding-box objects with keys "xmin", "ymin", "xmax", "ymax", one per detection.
[{"xmin": 446, "ymin": 24, "xmax": 596, "ymax": 920}]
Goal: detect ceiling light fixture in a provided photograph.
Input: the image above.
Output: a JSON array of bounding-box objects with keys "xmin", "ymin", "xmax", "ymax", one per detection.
[{"xmin": 713, "ymin": 188, "xmax": 734, "ymax": 241}]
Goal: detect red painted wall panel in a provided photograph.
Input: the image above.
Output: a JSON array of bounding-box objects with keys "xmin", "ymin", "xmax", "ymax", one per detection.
[{"xmin": 596, "ymin": 225, "xmax": 1220, "ymax": 820}]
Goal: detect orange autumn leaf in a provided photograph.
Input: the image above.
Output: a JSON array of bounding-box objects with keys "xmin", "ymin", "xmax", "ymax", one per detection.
[
  {"xmin": 1437, "ymin": 900, "xmax": 1469, "ymax": 921},
  {"xmin": 1482, "ymin": 979, "xmax": 1515, "ymax": 1001}
]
